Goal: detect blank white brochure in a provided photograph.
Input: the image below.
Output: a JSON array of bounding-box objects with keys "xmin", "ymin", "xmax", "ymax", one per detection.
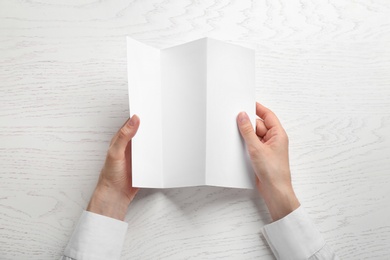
[{"xmin": 127, "ymin": 37, "xmax": 255, "ymax": 189}]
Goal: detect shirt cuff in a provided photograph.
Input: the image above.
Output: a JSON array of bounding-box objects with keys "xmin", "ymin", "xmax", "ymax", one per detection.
[
  {"xmin": 262, "ymin": 206, "xmax": 325, "ymax": 260},
  {"xmin": 64, "ymin": 210, "xmax": 128, "ymax": 260}
]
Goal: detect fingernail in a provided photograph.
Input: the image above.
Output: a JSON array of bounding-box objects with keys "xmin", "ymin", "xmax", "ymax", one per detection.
[{"xmin": 238, "ymin": 112, "xmax": 249, "ymax": 124}]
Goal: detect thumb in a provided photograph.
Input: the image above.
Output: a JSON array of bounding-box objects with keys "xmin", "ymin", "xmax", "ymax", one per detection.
[
  {"xmin": 237, "ymin": 112, "xmax": 261, "ymax": 151},
  {"xmin": 110, "ymin": 115, "xmax": 140, "ymax": 158}
]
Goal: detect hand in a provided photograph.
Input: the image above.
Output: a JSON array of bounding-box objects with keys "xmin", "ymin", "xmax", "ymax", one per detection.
[
  {"xmin": 87, "ymin": 115, "xmax": 140, "ymax": 221},
  {"xmin": 237, "ymin": 103, "xmax": 300, "ymax": 221}
]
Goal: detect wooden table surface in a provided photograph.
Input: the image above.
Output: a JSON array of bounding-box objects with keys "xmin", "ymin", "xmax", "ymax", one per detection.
[{"xmin": 1, "ymin": 0, "xmax": 390, "ymax": 259}]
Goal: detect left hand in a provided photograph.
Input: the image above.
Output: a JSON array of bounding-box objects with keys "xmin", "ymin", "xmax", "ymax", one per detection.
[{"xmin": 87, "ymin": 115, "xmax": 140, "ymax": 221}]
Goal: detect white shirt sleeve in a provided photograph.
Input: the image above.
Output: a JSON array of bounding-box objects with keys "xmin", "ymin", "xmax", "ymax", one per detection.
[
  {"xmin": 262, "ymin": 206, "xmax": 338, "ymax": 260},
  {"xmin": 61, "ymin": 211, "xmax": 128, "ymax": 260},
  {"xmin": 62, "ymin": 207, "xmax": 337, "ymax": 260}
]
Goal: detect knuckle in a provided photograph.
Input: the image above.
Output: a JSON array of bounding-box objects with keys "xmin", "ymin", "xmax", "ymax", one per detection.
[
  {"xmin": 106, "ymin": 146, "xmax": 120, "ymax": 160},
  {"xmin": 241, "ymin": 124, "xmax": 254, "ymax": 136},
  {"xmin": 118, "ymin": 127, "xmax": 130, "ymax": 140}
]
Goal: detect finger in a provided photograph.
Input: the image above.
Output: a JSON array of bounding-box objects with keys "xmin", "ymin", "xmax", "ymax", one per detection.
[
  {"xmin": 237, "ymin": 112, "xmax": 261, "ymax": 149},
  {"xmin": 256, "ymin": 119, "xmax": 267, "ymax": 137},
  {"xmin": 125, "ymin": 140, "xmax": 134, "ymax": 183},
  {"xmin": 111, "ymin": 115, "xmax": 140, "ymax": 156},
  {"xmin": 256, "ymin": 102, "xmax": 281, "ymax": 129},
  {"xmin": 110, "ymin": 119, "xmax": 131, "ymax": 146},
  {"xmin": 262, "ymin": 127, "xmax": 276, "ymax": 143}
]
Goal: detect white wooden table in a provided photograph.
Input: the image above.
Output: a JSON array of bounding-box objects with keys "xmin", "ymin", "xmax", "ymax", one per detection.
[{"xmin": 1, "ymin": 1, "xmax": 390, "ymax": 259}]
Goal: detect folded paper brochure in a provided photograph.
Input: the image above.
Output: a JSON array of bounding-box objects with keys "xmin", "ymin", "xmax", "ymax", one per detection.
[{"xmin": 127, "ymin": 37, "xmax": 255, "ymax": 189}]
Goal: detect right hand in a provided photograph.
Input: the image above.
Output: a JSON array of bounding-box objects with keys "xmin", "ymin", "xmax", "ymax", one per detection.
[{"xmin": 237, "ymin": 102, "xmax": 300, "ymax": 221}]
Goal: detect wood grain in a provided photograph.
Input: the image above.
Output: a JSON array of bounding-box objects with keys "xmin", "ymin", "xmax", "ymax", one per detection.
[{"xmin": 1, "ymin": 0, "xmax": 390, "ymax": 259}]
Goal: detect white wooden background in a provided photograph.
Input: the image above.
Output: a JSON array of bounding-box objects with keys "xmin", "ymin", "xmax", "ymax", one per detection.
[{"xmin": 1, "ymin": 0, "xmax": 390, "ymax": 259}]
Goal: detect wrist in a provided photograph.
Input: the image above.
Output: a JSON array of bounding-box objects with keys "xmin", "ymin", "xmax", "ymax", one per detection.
[
  {"xmin": 263, "ymin": 184, "xmax": 300, "ymax": 222},
  {"xmin": 87, "ymin": 184, "xmax": 131, "ymax": 221}
]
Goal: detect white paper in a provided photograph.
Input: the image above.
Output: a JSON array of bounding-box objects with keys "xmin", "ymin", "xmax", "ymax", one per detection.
[{"xmin": 127, "ymin": 37, "xmax": 255, "ymax": 189}]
